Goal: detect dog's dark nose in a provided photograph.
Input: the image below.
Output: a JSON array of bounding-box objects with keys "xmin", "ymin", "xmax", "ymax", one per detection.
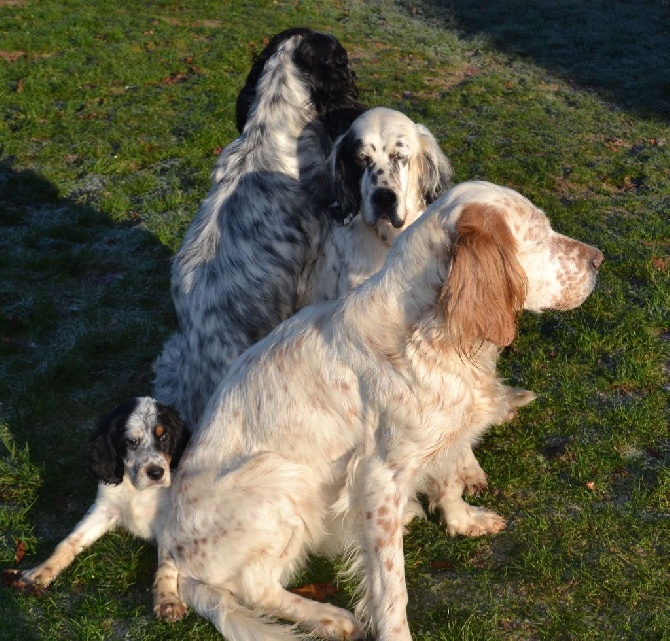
[
  {"xmin": 372, "ymin": 188, "xmax": 397, "ymax": 211},
  {"xmin": 146, "ymin": 466, "xmax": 164, "ymax": 481}
]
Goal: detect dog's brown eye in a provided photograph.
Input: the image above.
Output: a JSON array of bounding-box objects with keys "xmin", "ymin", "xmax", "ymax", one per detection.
[
  {"xmin": 158, "ymin": 433, "xmax": 169, "ymax": 443},
  {"xmin": 358, "ymin": 155, "xmax": 372, "ymax": 167},
  {"xmin": 124, "ymin": 438, "xmax": 138, "ymax": 450}
]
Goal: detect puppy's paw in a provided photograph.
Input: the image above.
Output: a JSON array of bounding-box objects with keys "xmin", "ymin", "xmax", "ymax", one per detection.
[
  {"xmin": 403, "ymin": 497, "xmax": 426, "ymax": 529},
  {"xmin": 2, "ymin": 567, "xmax": 52, "ymax": 593},
  {"xmin": 314, "ymin": 615, "xmax": 363, "ymax": 640},
  {"xmin": 154, "ymin": 597, "xmax": 188, "ymax": 622},
  {"xmin": 462, "ymin": 467, "xmax": 488, "ymax": 497}
]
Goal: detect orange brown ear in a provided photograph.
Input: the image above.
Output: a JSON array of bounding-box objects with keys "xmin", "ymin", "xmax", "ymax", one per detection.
[{"xmin": 441, "ymin": 203, "xmax": 527, "ymax": 350}]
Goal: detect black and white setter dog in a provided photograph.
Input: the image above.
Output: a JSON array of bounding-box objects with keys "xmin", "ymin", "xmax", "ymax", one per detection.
[
  {"xmin": 8, "ymin": 398, "xmax": 189, "ymax": 591},
  {"xmin": 153, "ymin": 28, "xmax": 366, "ymax": 428},
  {"xmin": 153, "ymin": 181, "xmax": 602, "ymax": 639}
]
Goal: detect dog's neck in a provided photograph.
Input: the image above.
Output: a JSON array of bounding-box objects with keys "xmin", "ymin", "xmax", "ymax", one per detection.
[
  {"xmin": 344, "ymin": 214, "xmax": 447, "ymax": 355},
  {"xmin": 349, "ymin": 212, "xmax": 502, "ymax": 373}
]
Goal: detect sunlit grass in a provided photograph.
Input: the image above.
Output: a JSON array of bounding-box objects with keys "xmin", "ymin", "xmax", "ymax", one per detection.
[{"xmin": 1, "ymin": 0, "xmax": 668, "ymax": 639}]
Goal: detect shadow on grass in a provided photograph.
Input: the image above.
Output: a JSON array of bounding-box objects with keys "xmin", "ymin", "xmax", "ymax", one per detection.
[
  {"xmin": 417, "ymin": 0, "xmax": 670, "ymax": 117},
  {"xmin": 0, "ymin": 155, "xmax": 176, "ymax": 519},
  {"xmin": 0, "ymin": 158, "xmax": 175, "ymax": 431},
  {"xmin": 0, "ymin": 157, "xmax": 180, "ymax": 635}
]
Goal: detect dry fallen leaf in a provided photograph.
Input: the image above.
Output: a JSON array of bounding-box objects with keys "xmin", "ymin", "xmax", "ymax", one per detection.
[
  {"xmin": 14, "ymin": 540, "xmax": 27, "ymax": 564},
  {"xmin": 290, "ymin": 582, "xmax": 337, "ymax": 602},
  {"xmin": 651, "ymin": 257, "xmax": 668, "ymax": 272}
]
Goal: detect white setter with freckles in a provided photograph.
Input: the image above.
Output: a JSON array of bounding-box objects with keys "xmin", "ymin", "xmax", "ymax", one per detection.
[
  {"xmin": 153, "ymin": 181, "xmax": 602, "ymax": 640},
  {"xmin": 8, "ymin": 398, "xmax": 189, "ymax": 591}
]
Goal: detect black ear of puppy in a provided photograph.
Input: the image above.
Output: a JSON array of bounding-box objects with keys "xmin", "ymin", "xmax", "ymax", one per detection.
[
  {"xmin": 235, "ymin": 27, "xmax": 316, "ymax": 133},
  {"xmin": 86, "ymin": 398, "xmax": 139, "ymax": 485},
  {"xmin": 155, "ymin": 402, "xmax": 190, "ymax": 469},
  {"xmin": 326, "ymin": 128, "xmax": 364, "ymax": 225}
]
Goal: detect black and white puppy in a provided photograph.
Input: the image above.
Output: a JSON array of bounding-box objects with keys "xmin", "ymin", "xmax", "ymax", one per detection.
[
  {"xmin": 8, "ymin": 398, "xmax": 189, "ymax": 591},
  {"xmin": 153, "ymin": 28, "xmax": 366, "ymax": 428}
]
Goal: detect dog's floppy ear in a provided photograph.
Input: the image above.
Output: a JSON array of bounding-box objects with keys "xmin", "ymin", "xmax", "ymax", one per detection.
[
  {"xmin": 415, "ymin": 124, "xmax": 453, "ymax": 205},
  {"xmin": 155, "ymin": 403, "xmax": 190, "ymax": 468},
  {"xmin": 86, "ymin": 399, "xmax": 138, "ymax": 485},
  {"xmin": 441, "ymin": 203, "xmax": 527, "ymax": 350},
  {"xmin": 325, "ymin": 128, "xmax": 364, "ymax": 225}
]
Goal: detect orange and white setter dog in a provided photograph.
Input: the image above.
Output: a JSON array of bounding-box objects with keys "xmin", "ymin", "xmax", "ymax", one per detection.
[{"xmin": 153, "ymin": 181, "xmax": 603, "ymax": 640}]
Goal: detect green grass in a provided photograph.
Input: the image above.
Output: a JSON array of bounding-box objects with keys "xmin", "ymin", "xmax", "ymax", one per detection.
[{"xmin": 1, "ymin": 0, "xmax": 669, "ymax": 639}]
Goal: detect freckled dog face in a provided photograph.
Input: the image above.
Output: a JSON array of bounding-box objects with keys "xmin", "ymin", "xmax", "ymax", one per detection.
[
  {"xmin": 330, "ymin": 107, "xmax": 453, "ymax": 241},
  {"xmin": 498, "ymin": 194, "xmax": 603, "ymax": 312},
  {"xmin": 350, "ymin": 113, "xmax": 419, "ymax": 230},
  {"xmin": 122, "ymin": 399, "xmax": 187, "ymax": 490},
  {"xmin": 86, "ymin": 397, "xmax": 189, "ymax": 490}
]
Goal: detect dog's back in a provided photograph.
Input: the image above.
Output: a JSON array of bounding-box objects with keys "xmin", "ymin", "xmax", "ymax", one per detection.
[{"xmin": 153, "ymin": 30, "xmax": 364, "ymax": 428}]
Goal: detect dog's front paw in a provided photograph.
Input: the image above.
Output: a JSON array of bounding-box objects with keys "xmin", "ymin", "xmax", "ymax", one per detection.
[
  {"xmin": 446, "ymin": 505, "xmax": 506, "ymax": 537},
  {"xmin": 154, "ymin": 597, "xmax": 188, "ymax": 622},
  {"xmin": 403, "ymin": 497, "xmax": 426, "ymax": 529},
  {"xmin": 2, "ymin": 567, "xmax": 53, "ymax": 593}
]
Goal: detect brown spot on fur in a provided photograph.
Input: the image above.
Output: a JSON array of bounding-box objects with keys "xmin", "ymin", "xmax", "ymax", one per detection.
[
  {"xmin": 376, "ymin": 518, "xmax": 396, "ymax": 535},
  {"xmin": 335, "ymin": 380, "xmax": 351, "ymax": 393},
  {"xmin": 154, "ymin": 424, "xmax": 165, "ymax": 439},
  {"xmin": 377, "ymin": 505, "xmax": 389, "ymax": 517},
  {"xmin": 385, "ymin": 559, "xmax": 394, "ymax": 571},
  {"xmin": 311, "ymin": 397, "xmax": 327, "ymax": 411},
  {"xmin": 345, "ymin": 407, "xmax": 361, "ymax": 422}
]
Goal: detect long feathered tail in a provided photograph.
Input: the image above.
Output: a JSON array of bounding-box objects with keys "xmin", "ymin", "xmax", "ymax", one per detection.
[{"xmin": 181, "ymin": 578, "xmax": 308, "ymax": 641}]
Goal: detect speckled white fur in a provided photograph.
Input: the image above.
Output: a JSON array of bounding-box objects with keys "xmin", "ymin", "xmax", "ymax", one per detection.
[{"xmin": 154, "ymin": 181, "xmax": 602, "ymax": 640}]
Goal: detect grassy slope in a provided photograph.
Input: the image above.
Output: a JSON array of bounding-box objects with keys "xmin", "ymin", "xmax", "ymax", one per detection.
[{"xmin": 1, "ymin": 0, "xmax": 668, "ymax": 639}]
